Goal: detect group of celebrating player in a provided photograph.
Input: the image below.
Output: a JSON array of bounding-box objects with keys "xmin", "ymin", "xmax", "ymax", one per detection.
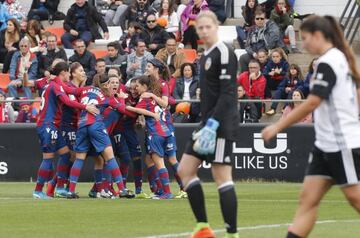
[
  {"xmin": 25, "ymin": 8, "xmax": 360, "ymax": 238},
  {"xmin": 30, "ymin": 54, "xmax": 186, "ymax": 200}
]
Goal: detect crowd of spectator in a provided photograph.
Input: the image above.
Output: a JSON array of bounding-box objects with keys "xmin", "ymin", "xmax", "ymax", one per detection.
[{"xmin": 0, "ymin": 0, "xmax": 314, "ymax": 124}]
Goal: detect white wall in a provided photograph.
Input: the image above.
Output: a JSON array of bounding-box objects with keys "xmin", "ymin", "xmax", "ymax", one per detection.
[{"xmin": 234, "ymin": 0, "xmax": 349, "ymax": 18}]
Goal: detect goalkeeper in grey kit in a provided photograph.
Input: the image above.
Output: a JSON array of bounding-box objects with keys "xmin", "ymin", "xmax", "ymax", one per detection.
[{"xmin": 178, "ymin": 11, "xmax": 239, "ymax": 238}]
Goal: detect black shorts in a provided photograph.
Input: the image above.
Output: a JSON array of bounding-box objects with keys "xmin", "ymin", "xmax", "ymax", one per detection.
[
  {"xmin": 306, "ymin": 146, "xmax": 360, "ymax": 186},
  {"xmin": 184, "ymin": 136, "xmax": 234, "ymax": 165}
]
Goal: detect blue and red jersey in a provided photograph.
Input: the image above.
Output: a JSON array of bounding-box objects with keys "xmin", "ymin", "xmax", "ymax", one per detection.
[
  {"xmin": 113, "ymin": 90, "xmax": 139, "ymax": 133},
  {"xmin": 36, "ymin": 78, "xmax": 86, "ymax": 128},
  {"xmin": 103, "ymin": 107, "xmax": 122, "ymax": 135},
  {"xmin": 61, "ymin": 82, "xmax": 79, "ymax": 129},
  {"xmin": 159, "ymin": 79, "xmax": 175, "ymax": 132},
  {"xmin": 135, "ymin": 97, "xmax": 171, "ymax": 137}
]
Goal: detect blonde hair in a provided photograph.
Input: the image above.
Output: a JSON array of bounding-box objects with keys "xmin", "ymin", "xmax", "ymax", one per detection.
[
  {"xmin": 270, "ymin": 47, "xmax": 288, "ymax": 62},
  {"xmin": 195, "ymin": 10, "xmax": 219, "ymax": 26}
]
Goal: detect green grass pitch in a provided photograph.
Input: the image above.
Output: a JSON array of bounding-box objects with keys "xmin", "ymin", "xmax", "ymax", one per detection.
[{"xmin": 0, "ymin": 182, "xmax": 359, "ymax": 238}]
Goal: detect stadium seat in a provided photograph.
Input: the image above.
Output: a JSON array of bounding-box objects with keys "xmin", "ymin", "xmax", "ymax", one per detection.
[
  {"xmin": 45, "ymin": 27, "xmax": 65, "ymax": 45},
  {"xmin": 0, "ymin": 73, "xmax": 10, "ymax": 92},
  {"xmin": 94, "ymin": 26, "xmax": 123, "ymax": 46},
  {"xmin": 91, "ymin": 49, "xmax": 108, "ymax": 59},
  {"xmin": 218, "ymin": 26, "xmax": 237, "ymax": 45},
  {"xmin": 180, "ymin": 48, "xmax": 197, "ymax": 63}
]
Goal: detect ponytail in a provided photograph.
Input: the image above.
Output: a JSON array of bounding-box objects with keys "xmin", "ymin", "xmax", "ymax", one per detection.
[{"xmin": 300, "ymin": 15, "xmax": 360, "ymax": 84}]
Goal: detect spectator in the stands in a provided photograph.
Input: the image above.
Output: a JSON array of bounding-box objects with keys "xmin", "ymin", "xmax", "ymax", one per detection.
[
  {"xmin": 237, "ymin": 59, "xmax": 266, "ymax": 99},
  {"xmin": 15, "ymin": 100, "xmax": 37, "ymax": 123},
  {"xmin": 281, "ymin": 89, "xmax": 312, "ymax": 123},
  {"xmin": 23, "ymin": 19, "xmax": 44, "ymax": 53},
  {"xmin": 239, "ymin": 7, "xmax": 285, "ymax": 72},
  {"xmin": 103, "ymin": 41, "xmax": 127, "ymax": 79},
  {"xmin": 95, "ymin": 58, "xmax": 106, "ymax": 75},
  {"xmin": 263, "ymin": 47, "xmax": 288, "ymax": 97},
  {"xmin": 181, "ymin": 0, "xmax": 209, "ymax": 49},
  {"xmin": 261, "ymin": 0, "xmax": 276, "ymax": 18},
  {"xmin": 238, "ymin": 85, "xmax": 259, "ymax": 123},
  {"xmin": 27, "ymin": 0, "xmax": 60, "ymax": 21},
  {"xmin": 176, "ymin": 0, "xmax": 189, "ymax": 20},
  {"xmin": 69, "ymin": 39, "xmax": 96, "ymax": 85},
  {"xmin": 120, "ymin": 21, "xmax": 142, "ymax": 53},
  {"xmin": 173, "ymin": 62, "xmax": 199, "ymax": 101},
  {"xmin": 101, "ymin": 0, "xmax": 131, "ymax": 29},
  {"xmin": 155, "ymin": 38, "xmax": 185, "ymax": 78},
  {"xmin": 3, "ymin": 0, "xmax": 26, "ymax": 22},
  {"xmin": 256, "ymin": 48, "xmax": 269, "ymax": 75},
  {"xmin": 62, "ymin": 0, "xmax": 109, "ymax": 49},
  {"xmin": 266, "ymin": 63, "xmax": 304, "ymax": 115},
  {"xmin": 126, "ymin": 0, "xmax": 156, "ymax": 28},
  {"xmin": 236, "ymin": 0, "xmax": 258, "ymax": 49},
  {"xmin": 270, "ymin": 0, "xmax": 300, "ymax": 53},
  {"xmin": 0, "ymin": 89, "xmax": 15, "ymax": 123},
  {"xmin": 140, "ymin": 13, "xmax": 169, "ymax": 55},
  {"xmin": 126, "ymin": 39, "xmax": 154, "ymax": 79},
  {"xmin": 156, "ymin": 0, "xmax": 179, "ymax": 37},
  {"xmin": 302, "ymin": 57, "xmax": 317, "ymax": 98},
  {"xmin": 107, "ymin": 66, "xmax": 121, "ymax": 78},
  {"xmin": 193, "ymin": 47, "xmax": 204, "ymax": 76},
  {"xmin": 38, "ymin": 34, "xmax": 67, "ymax": 78},
  {"xmin": 0, "ymin": 2, "xmax": 10, "ymax": 31},
  {"xmin": 208, "ymin": 0, "xmax": 226, "ymax": 23},
  {"xmin": 8, "ymin": 38, "xmax": 38, "ymax": 99},
  {"xmin": 0, "ymin": 18, "xmax": 20, "ymax": 73}
]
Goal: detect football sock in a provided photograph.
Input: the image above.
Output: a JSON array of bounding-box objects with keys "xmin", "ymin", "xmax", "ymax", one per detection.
[
  {"xmin": 185, "ymin": 178, "xmax": 207, "ymax": 223},
  {"xmin": 68, "ymin": 159, "xmax": 84, "ymax": 193},
  {"xmin": 158, "ymin": 168, "xmax": 171, "ymax": 194},
  {"xmin": 286, "ymin": 231, "xmax": 302, "ymax": 238},
  {"xmin": 35, "ymin": 158, "xmax": 53, "ymax": 192},
  {"xmin": 218, "ymin": 181, "xmax": 237, "ymax": 234},
  {"xmin": 105, "ymin": 158, "xmax": 124, "ymax": 191},
  {"xmin": 94, "ymin": 169, "xmax": 103, "ymax": 192},
  {"xmin": 133, "ymin": 158, "xmax": 143, "ymax": 193},
  {"xmin": 56, "ymin": 152, "xmax": 71, "ymax": 188}
]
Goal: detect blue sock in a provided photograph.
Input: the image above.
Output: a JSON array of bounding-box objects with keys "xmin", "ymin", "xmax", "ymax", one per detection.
[
  {"xmin": 69, "ymin": 159, "xmax": 84, "ymax": 193},
  {"xmin": 35, "ymin": 158, "xmax": 53, "ymax": 192},
  {"xmin": 94, "ymin": 169, "xmax": 103, "ymax": 192},
  {"xmin": 133, "ymin": 158, "xmax": 143, "ymax": 193},
  {"xmin": 158, "ymin": 168, "xmax": 170, "ymax": 194},
  {"xmin": 105, "ymin": 158, "xmax": 124, "ymax": 190},
  {"xmin": 56, "ymin": 153, "xmax": 71, "ymax": 188},
  {"xmin": 146, "ymin": 165, "xmax": 157, "ymax": 193}
]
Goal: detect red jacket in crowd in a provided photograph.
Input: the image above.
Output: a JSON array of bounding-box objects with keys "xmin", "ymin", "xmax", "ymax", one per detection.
[{"xmin": 237, "ymin": 72, "xmax": 266, "ymax": 99}]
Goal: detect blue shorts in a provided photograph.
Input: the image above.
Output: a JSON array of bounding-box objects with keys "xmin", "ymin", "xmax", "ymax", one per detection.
[
  {"xmin": 60, "ymin": 125, "xmax": 77, "ymax": 151},
  {"xmin": 112, "ymin": 132, "xmax": 131, "ymax": 164},
  {"xmin": 74, "ymin": 123, "xmax": 112, "ymax": 153},
  {"xmin": 37, "ymin": 124, "xmax": 67, "ymax": 153},
  {"xmin": 146, "ymin": 134, "xmax": 173, "ymax": 158},
  {"xmin": 164, "ymin": 133, "xmax": 177, "ymax": 158},
  {"xmin": 123, "ymin": 128, "xmax": 142, "ymax": 158}
]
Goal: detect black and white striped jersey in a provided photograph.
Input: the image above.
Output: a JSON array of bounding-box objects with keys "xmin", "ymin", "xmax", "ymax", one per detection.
[{"xmin": 310, "ymin": 48, "xmax": 360, "ymax": 152}]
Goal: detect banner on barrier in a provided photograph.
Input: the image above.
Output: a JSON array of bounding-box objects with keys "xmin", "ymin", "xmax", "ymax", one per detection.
[{"xmin": 0, "ymin": 124, "xmax": 314, "ymax": 182}]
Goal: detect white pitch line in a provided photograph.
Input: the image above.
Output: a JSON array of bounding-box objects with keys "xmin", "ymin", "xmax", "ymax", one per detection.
[{"xmin": 139, "ymin": 219, "xmax": 360, "ymax": 238}]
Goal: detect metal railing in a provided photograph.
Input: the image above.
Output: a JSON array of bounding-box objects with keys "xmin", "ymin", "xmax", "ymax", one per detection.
[
  {"xmin": 0, "ymin": 98, "xmax": 307, "ymax": 103},
  {"xmin": 340, "ymin": 0, "xmax": 360, "ymax": 45}
]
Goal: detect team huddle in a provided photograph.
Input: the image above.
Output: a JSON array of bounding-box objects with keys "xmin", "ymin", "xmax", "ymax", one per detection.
[{"xmin": 31, "ymin": 56, "xmax": 186, "ymax": 200}]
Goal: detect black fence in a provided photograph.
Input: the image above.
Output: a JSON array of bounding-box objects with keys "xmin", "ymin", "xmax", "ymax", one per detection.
[{"xmin": 0, "ymin": 123, "xmax": 314, "ymax": 182}]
